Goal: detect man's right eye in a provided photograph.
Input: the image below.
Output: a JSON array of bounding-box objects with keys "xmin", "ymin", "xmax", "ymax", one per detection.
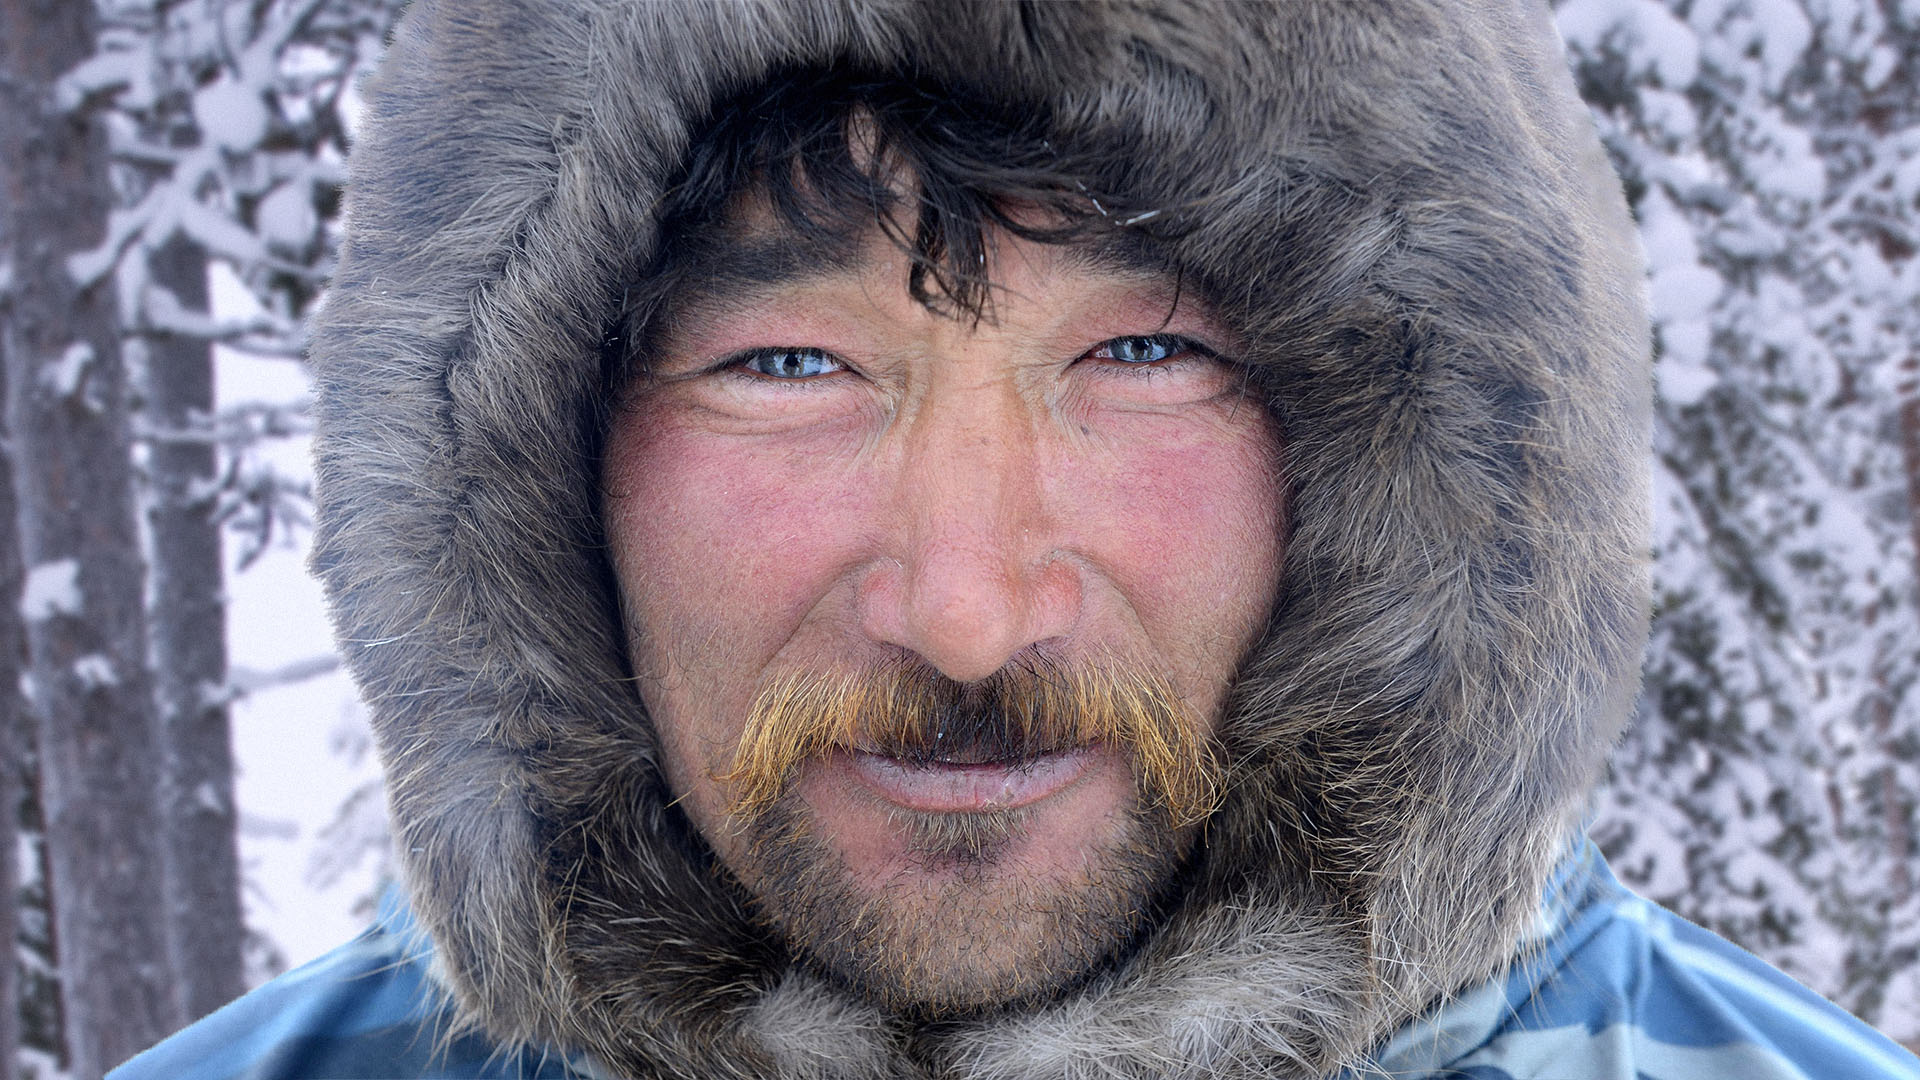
[{"xmin": 737, "ymin": 347, "xmax": 845, "ymax": 380}]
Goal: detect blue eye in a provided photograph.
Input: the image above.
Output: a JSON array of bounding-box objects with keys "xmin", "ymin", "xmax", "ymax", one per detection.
[
  {"xmin": 740, "ymin": 347, "xmax": 844, "ymax": 379},
  {"xmin": 1087, "ymin": 335, "xmax": 1203, "ymax": 364}
]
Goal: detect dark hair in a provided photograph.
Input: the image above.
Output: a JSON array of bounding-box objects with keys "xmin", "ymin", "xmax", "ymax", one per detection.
[{"xmin": 629, "ymin": 66, "xmax": 1185, "ymax": 328}]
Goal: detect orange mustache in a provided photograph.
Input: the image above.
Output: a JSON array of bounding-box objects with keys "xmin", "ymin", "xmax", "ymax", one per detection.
[{"xmin": 720, "ymin": 659, "xmax": 1222, "ymax": 826}]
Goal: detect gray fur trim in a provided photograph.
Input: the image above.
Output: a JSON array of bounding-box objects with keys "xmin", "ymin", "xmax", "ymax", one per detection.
[
  {"xmin": 309, "ymin": 1, "xmax": 1651, "ymax": 1076},
  {"xmin": 746, "ymin": 973, "xmax": 900, "ymax": 1080}
]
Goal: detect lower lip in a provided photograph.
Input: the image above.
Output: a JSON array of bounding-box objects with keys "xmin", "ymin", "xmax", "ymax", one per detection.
[{"xmin": 848, "ymin": 748, "xmax": 1097, "ymax": 813}]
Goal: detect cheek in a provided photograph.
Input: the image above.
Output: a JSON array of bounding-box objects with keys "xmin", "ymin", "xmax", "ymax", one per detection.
[
  {"xmin": 605, "ymin": 403, "xmax": 875, "ymax": 670},
  {"xmin": 602, "ymin": 401, "xmax": 878, "ymax": 781},
  {"xmin": 1051, "ymin": 408, "xmax": 1285, "ymax": 675}
]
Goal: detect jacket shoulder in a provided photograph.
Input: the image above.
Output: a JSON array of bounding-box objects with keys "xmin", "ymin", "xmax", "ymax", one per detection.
[
  {"xmin": 1442, "ymin": 862, "xmax": 1920, "ymax": 1080},
  {"xmin": 107, "ymin": 909, "xmax": 582, "ymax": 1080}
]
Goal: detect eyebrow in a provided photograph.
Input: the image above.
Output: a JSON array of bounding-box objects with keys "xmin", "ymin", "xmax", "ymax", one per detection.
[
  {"xmin": 1053, "ymin": 228, "xmax": 1184, "ymax": 282},
  {"xmin": 663, "ymin": 228, "xmax": 867, "ymax": 302},
  {"xmin": 659, "ymin": 224, "xmax": 1185, "ymax": 329}
]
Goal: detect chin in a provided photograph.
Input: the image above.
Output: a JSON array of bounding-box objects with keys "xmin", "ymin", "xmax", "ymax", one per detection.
[{"xmin": 726, "ymin": 750, "xmax": 1199, "ymax": 1017}]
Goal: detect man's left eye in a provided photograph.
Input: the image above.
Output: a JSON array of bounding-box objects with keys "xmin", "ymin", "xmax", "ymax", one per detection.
[
  {"xmin": 737, "ymin": 347, "xmax": 845, "ymax": 379},
  {"xmin": 1085, "ymin": 335, "xmax": 1207, "ymax": 365}
]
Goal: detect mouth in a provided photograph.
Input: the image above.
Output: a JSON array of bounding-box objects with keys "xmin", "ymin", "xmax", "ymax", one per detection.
[{"xmin": 847, "ymin": 747, "xmax": 1097, "ymax": 813}]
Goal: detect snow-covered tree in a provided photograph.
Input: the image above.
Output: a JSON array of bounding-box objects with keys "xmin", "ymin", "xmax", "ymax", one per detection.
[
  {"xmin": 1558, "ymin": 0, "xmax": 1920, "ymax": 1044},
  {"xmin": 2, "ymin": 2, "xmax": 179, "ymax": 1075},
  {"xmin": 6, "ymin": 0, "xmax": 396, "ymax": 1067}
]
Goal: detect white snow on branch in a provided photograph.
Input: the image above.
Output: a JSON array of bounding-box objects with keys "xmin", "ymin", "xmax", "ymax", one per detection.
[
  {"xmin": 175, "ymin": 196, "xmax": 271, "ymax": 267},
  {"xmin": 219, "ymin": 653, "xmax": 342, "ymax": 704},
  {"xmin": 1744, "ymin": 0, "xmax": 1813, "ymax": 94},
  {"xmin": 1657, "ymin": 356, "xmax": 1721, "ymax": 406},
  {"xmin": 194, "ymin": 77, "xmax": 271, "ymax": 153},
  {"xmin": 257, "ymin": 181, "xmax": 318, "ymax": 255},
  {"xmin": 40, "ymin": 343, "xmax": 95, "ymax": 400},
  {"xmin": 144, "ymin": 281, "xmax": 293, "ymax": 342},
  {"xmin": 67, "ymin": 153, "xmax": 261, "ymax": 291},
  {"xmin": 1863, "ymin": 46, "xmax": 1899, "ymax": 91},
  {"xmin": 53, "ymin": 47, "xmax": 148, "ymax": 113},
  {"xmin": 73, "ymin": 655, "xmax": 118, "ymax": 691},
  {"xmin": 193, "ymin": 781, "xmax": 230, "ymax": 816},
  {"xmin": 1559, "ymin": 0, "xmax": 1700, "ymax": 88},
  {"xmin": 134, "ymin": 398, "xmax": 314, "ymax": 449},
  {"xmin": 20, "ymin": 560, "xmax": 81, "ymax": 622}
]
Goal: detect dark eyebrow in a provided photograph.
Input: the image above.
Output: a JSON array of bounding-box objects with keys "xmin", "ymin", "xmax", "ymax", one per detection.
[
  {"xmin": 657, "ymin": 228, "xmax": 869, "ymax": 325},
  {"xmin": 678, "ymin": 235, "xmax": 865, "ymax": 293},
  {"xmin": 1051, "ymin": 228, "xmax": 1183, "ymax": 282},
  {"xmin": 654, "ymin": 222, "xmax": 1187, "ymax": 330}
]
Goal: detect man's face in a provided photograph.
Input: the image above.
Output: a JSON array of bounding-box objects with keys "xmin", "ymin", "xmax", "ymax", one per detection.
[{"xmin": 603, "ymin": 223, "xmax": 1284, "ymax": 1014}]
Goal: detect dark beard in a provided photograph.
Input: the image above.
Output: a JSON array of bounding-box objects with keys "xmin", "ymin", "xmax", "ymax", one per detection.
[{"xmin": 737, "ymin": 783, "xmax": 1193, "ymax": 1018}]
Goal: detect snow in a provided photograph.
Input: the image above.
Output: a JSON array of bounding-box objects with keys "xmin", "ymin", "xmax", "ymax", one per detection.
[
  {"xmin": 39, "ymin": 343, "xmax": 94, "ymax": 400},
  {"xmin": 66, "ymin": 191, "xmax": 159, "ymax": 289},
  {"xmin": 1862, "ymin": 45, "xmax": 1899, "ymax": 90},
  {"xmin": 1649, "ymin": 265, "xmax": 1717, "ymax": 377},
  {"xmin": 1638, "ymin": 188, "xmax": 1700, "ymax": 270},
  {"xmin": 175, "ymin": 196, "xmax": 269, "ymax": 267},
  {"xmin": 194, "ymin": 781, "xmax": 227, "ymax": 815},
  {"xmin": 71, "ymin": 655, "xmax": 117, "ymax": 691},
  {"xmin": 1750, "ymin": 0, "xmax": 1814, "ymax": 92},
  {"xmin": 336, "ymin": 60, "xmax": 367, "ymax": 140},
  {"xmin": 1657, "ymin": 348, "xmax": 1720, "ymax": 405},
  {"xmin": 1640, "ymin": 186, "xmax": 1721, "ymax": 385},
  {"xmin": 256, "ymin": 181, "xmax": 317, "ymax": 255},
  {"xmin": 1649, "ymin": 264, "xmax": 1721, "ymax": 324},
  {"xmin": 1564, "ymin": 0, "xmax": 1920, "ymax": 1042},
  {"xmin": 1749, "ymin": 117, "xmax": 1826, "ymax": 205},
  {"xmin": 1639, "ymin": 88, "xmax": 1697, "ymax": 142},
  {"xmin": 53, "ymin": 48, "xmax": 146, "ymax": 114},
  {"xmin": 19, "ymin": 560, "xmax": 81, "ymax": 623},
  {"xmin": 193, "ymin": 78, "xmax": 271, "ymax": 154},
  {"xmin": 228, "ymin": 596, "xmax": 384, "ymax": 970},
  {"xmin": 1557, "ymin": 0, "xmax": 1700, "ymax": 87},
  {"xmin": 143, "ymin": 278, "xmax": 288, "ymax": 343}
]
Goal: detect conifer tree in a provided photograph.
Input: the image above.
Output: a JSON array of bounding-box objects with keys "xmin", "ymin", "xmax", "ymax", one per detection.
[
  {"xmin": 59, "ymin": 0, "xmax": 399, "ymax": 1031},
  {"xmin": 0, "ymin": 1, "xmax": 178, "ymax": 1075},
  {"xmin": 1559, "ymin": 0, "xmax": 1920, "ymax": 1043}
]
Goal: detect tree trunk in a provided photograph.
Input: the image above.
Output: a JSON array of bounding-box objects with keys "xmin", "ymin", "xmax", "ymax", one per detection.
[
  {"xmin": 0, "ymin": 1, "xmax": 181, "ymax": 1076},
  {"xmin": 146, "ymin": 234, "xmax": 244, "ymax": 1022},
  {"xmin": 0, "ymin": 217, "xmax": 27, "ymax": 1080}
]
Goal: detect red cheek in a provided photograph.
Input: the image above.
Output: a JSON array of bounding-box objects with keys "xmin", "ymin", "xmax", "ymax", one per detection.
[
  {"xmin": 605, "ymin": 402, "xmax": 879, "ymax": 652},
  {"xmin": 1046, "ymin": 410, "xmax": 1284, "ymax": 653}
]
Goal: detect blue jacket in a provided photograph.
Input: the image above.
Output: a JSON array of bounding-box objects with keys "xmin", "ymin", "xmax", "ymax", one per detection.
[{"xmin": 113, "ymin": 847, "xmax": 1920, "ymax": 1080}]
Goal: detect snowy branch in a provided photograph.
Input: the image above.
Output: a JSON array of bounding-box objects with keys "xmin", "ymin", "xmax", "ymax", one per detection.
[{"xmin": 218, "ymin": 653, "xmax": 342, "ymax": 703}]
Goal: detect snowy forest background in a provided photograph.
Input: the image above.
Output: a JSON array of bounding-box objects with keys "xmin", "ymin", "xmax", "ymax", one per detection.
[{"xmin": 0, "ymin": 0, "xmax": 1916, "ymax": 1076}]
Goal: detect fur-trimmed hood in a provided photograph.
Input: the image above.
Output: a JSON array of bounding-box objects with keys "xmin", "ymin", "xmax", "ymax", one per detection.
[{"xmin": 309, "ymin": 2, "xmax": 1651, "ymax": 1076}]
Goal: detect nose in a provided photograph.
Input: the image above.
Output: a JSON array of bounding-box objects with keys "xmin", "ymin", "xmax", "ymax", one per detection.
[{"xmin": 859, "ymin": 386, "xmax": 1082, "ymax": 682}]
